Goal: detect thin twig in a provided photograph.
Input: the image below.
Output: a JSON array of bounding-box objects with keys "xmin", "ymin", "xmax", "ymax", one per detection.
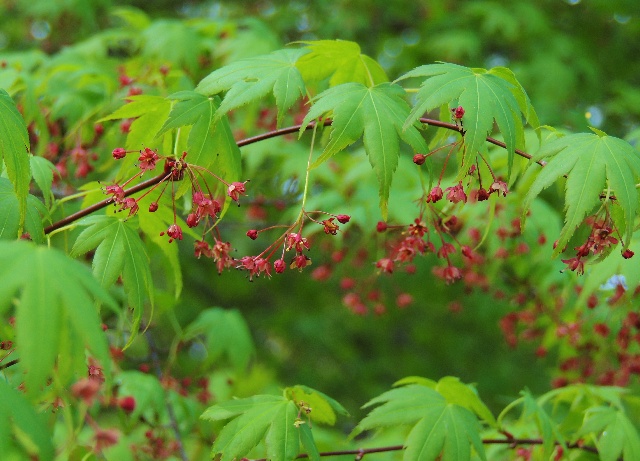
[
  {"xmin": 248, "ymin": 437, "xmax": 598, "ymax": 461},
  {"xmin": 43, "ymin": 172, "xmax": 167, "ymax": 235},
  {"xmin": 44, "ymin": 117, "xmax": 537, "ymax": 235}
]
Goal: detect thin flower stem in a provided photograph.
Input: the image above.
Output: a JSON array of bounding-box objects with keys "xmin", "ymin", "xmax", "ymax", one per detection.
[{"xmin": 300, "ymin": 123, "xmax": 318, "ymax": 213}]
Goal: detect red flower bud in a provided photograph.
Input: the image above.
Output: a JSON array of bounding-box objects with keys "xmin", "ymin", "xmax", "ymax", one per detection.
[
  {"xmin": 623, "ymin": 249, "xmax": 634, "ymax": 259},
  {"xmin": 148, "ymin": 202, "xmax": 158, "ymax": 212},
  {"xmin": 112, "ymin": 148, "xmax": 127, "ymax": 159},
  {"xmin": 336, "ymin": 214, "xmax": 350, "ymax": 224},
  {"xmin": 376, "ymin": 221, "xmax": 387, "ymax": 232},
  {"xmin": 118, "ymin": 396, "xmax": 136, "ymax": 414},
  {"xmin": 274, "ymin": 259, "xmax": 286, "ymax": 273},
  {"xmin": 186, "ymin": 213, "xmax": 199, "ymax": 228},
  {"xmin": 413, "ymin": 154, "xmax": 427, "ymax": 165},
  {"xmin": 246, "ymin": 229, "xmax": 259, "ymax": 240}
]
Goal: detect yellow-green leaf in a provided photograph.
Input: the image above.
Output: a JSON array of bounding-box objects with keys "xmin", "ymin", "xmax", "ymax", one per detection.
[{"xmin": 296, "ymin": 40, "xmax": 388, "ymax": 87}]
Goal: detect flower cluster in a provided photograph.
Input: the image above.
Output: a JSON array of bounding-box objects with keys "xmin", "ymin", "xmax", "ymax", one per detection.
[
  {"xmin": 561, "ymin": 215, "xmax": 631, "ymax": 276},
  {"xmin": 104, "ymin": 148, "xmax": 250, "ymax": 257}
]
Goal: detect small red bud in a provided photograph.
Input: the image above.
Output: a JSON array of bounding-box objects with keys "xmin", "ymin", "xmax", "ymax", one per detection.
[
  {"xmin": 118, "ymin": 396, "xmax": 136, "ymax": 414},
  {"xmin": 623, "ymin": 249, "xmax": 634, "ymax": 259},
  {"xmin": 452, "ymin": 105, "xmax": 465, "ymax": 119},
  {"xmin": 413, "ymin": 154, "xmax": 426, "ymax": 165},
  {"xmin": 186, "ymin": 213, "xmax": 199, "ymax": 228},
  {"xmin": 274, "ymin": 259, "xmax": 286, "ymax": 273},
  {"xmin": 112, "ymin": 148, "xmax": 127, "ymax": 159},
  {"xmin": 246, "ymin": 229, "xmax": 259, "ymax": 240},
  {"xmin": 148, "ymin": 202, "xmax": 158, "ymax": 212},
  {"xmin": 376, "ymin": 221, "xmax": 387, "ymax": 232},
  {"xmin": 336, "ymin": 214, "xmax": 350, "ymax": 224}
]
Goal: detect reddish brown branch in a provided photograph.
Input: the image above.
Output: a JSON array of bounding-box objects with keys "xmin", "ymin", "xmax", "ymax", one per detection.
[
  {"xmin": 237, "ymin": 119, "xmax": 334, "ymax": 147},
  {"xmin": 248, "ymin": 438, "xmax": 597, "ymax": 461},
  {"xmin": 44, "ymin": 117, "xmax": 537, "ymax": 235},
  {"xmin": 43, "ymin": 173, "xmax": 167, "ymax": 235}
]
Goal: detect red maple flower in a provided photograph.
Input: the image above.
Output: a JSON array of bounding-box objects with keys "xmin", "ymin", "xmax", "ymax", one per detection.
[
  {"xmin": 138, "ymin": 147, "xmax": 159, "ymax": 171},
  {"xmin": 426, "ymin": 186, "xmax": 444, "ymax": 203},
  {"xmin": 227, "ymin": 181, "xmax": 248, "ymax": 203},
  {"xmin": 445, "ymin": 182, "xmax": 467, "ymax": 203}
]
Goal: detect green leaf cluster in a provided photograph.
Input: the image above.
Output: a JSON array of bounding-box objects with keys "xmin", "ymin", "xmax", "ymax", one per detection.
[
  {"xmin": 524, "ymin": 130, "xmax": 640, "ymax": 255},
  {"xmin": 353, "ymin": 377, "xmax": 489, "ymax": 461},
  {"xmin": 0, "ymin": 240, "xmax": 115, "ymax": 397},
  {"xmin": 397, "ymin": 63, "xmax": 539, "ymax": 178},
  {"xmin": 70, "ymin": 214, "xmax": 154, "ymax": 346},
  {"xmin": 201, "ymin": 385, "xmax": 342, "ymax": 461}
]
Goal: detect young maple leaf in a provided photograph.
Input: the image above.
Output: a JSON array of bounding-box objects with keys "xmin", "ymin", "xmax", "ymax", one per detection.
[
  {"xmin": 196, "ymin": 48, "xmax": 308, "ymax": 126},
  {"xmin": 396, "ymin": 63, "xmax": 539, "ymax": 179},
  {"xmin": 296, "ymin": 39, "xmax": 388, "ymax": 87},
  {"xmin": 300, "ymin": 82, "xmax": 428, "ymax": 219},
  {"xmin": 524, "ymin": 129, "xmax": 640, "ymax": 256}
]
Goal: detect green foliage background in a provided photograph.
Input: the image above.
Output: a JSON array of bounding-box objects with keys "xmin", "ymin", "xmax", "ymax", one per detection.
[{"xmin": 2, "ymin": 0, "xmax": 640, "ymax": 459}]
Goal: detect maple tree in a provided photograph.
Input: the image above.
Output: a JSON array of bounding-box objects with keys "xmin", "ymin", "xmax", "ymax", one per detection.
[{"xmin": 2, "ymin": 2, "xmax": 640, "ymax": 460}]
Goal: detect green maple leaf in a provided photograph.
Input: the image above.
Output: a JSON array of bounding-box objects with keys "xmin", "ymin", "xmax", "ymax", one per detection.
[
  {"xmin": 196, "ymin": 48, "xmax": 308, "ymax": 126},
  {"xmin": 0, "ymin": 89, "xmax": 31, "ymax": 231},
  {"xmin": 0, "ymin": 178, "xmax": 47, "ymax": 244},
  {"xmin": 296, "ymin": 39, "xmax": 388, "ymax": 87},
  {"xmin": 136, "ymin": 197, "xmax": 183, "ymax": 299},
  {"xmin": 579, "ymin": 406, "xmax": 640, "ymax": 461},
  {"xmin": 520, "ymin": 390, "xmax": 566, "ymax": 459},
  {"xmin": 523, "ymin": 130, "xmax": 640, "ymax": 256},
  {"xmin": 434, "ymin": 377, "xmax": 497, "ymax": 428},
  {"xmin": 70, "ymin": 214, "xmax": 154, "ymax": 347},
  {"xmin": 157, "ymin": 91, "xmax": 241, "ymax": 190},
  {"xmin": 183, "ymin": 307, "xmax": 255, "ymax": 372},
  {"xmin": 300, "ymin": 82, "xmax": 428, "ymax": 218},
  {"xmin": 284, "ymin": 385, "xmax": 349, "ymax": 425},
  {"xmin": 29, "ymin": 155, "xmax": 56, "ymax": 208},
  {"xmin": 405, "ymin": 404, "xmax": 486, "ymax": 461},
  {"xmin": 353, "ymin": 383, "xmax": 486, "ymax": 461},
  {"xmin": 202, "ymin": 387, "xmax": 342, "ymax": 461},
  {"xmin": 202, "ymin": 391, "xmax": 328, "ymax": 461},
  {"xmin": 351, "ymin": 385, "xmax": 445, "ymax": 435},
  {"xmin": 0, "ymin": 241, "xmax": 114, "ymax": 398},
  {"xmin": 97, "ymin": 95, "xmax": 172, "ymax": 162},
  {"xmin": 397, "ymin": 62, "xmax": 538, "ymax": 178},
  {"xmin": 0, "ymin": 379, "xmax": 54, "ymax": 460}
]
